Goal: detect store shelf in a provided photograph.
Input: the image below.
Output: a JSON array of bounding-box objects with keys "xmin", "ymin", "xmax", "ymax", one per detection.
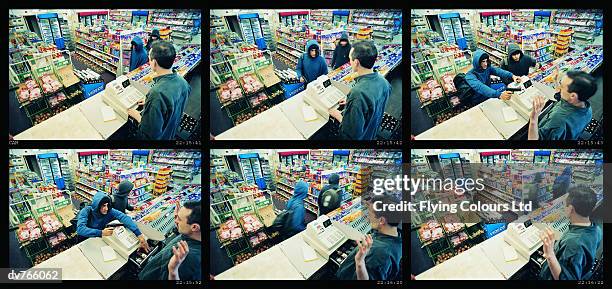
[
  {"xmin": 76, "ymin": 42, "xmax": 119, "ymax": 59},
  {"xmin": 76, "ymin": 47, "xmax": 118, "ymax": 67}
]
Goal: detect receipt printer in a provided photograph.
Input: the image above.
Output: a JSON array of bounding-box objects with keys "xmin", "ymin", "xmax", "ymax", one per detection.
[
  {"xmin": 303, "ymin": 75, "xmax": 348, "ymax": 118},
  {"xmin": 103, "ymin": 75, "xmax": 149, "ymax": 120}
]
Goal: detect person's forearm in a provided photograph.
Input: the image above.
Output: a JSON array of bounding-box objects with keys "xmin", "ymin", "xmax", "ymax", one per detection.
[
  {"xmin": 528, "ymin": 120, "xmax": 539, "ymax": 140},
  {"xmin": 168, "ymin": 269, "xmax": 179, "ymax": 280},
  {"xmin": 546, "ymin": 255, "xmax": 562, "ymax": 280},
  {"xmin": 355, "ymin": 260, "xmax": 368, "ymax": 280}
]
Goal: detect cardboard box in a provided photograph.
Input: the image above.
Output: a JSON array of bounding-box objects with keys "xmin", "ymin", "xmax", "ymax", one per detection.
[
  {"xmin": 57, "ymin": 205, "xmax": 76, "ymax": 227},
  {"xmin": 57, "ymin": 65, "xmax": 80, "ymax": 87},
  {"xmin": 257, "ymin": 65, "xmax": 281, "ymax": 88},
  {"xmin": 258, "ymin": 205, "xmax": 277, "ymax": 227}
]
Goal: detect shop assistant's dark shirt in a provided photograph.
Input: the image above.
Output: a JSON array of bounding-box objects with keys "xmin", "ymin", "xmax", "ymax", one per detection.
[
  {"xmin": 538, "ymin": 98, "xmax": 592, "ymax": 140},
  {"xmin": 139, "ymin": 234, "xmax": 202, "ymax": 280},
  {"xmin": 336, "ymin": 230, "xmax": 402, "ymax": 280},
  {"xmin": 539, "ymin": 223, "xmax": 602, "ymax": 280},
  {"xmin": 338, "ymin": 72, "xmax": 391, "ymax": 140},
  {"xmin": 136, "ymin": 73, "xmax": 190, "ymax": 140}
]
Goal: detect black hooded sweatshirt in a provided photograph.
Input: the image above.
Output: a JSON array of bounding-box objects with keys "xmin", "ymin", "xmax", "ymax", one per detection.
[{"xmin": 501, "ymin": 43, "xmax": 537, "ymax": 77}]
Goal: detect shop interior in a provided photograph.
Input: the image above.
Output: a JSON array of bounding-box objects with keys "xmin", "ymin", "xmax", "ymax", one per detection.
[
  {"xmin": 210, "ymin": 149, "xmax": 402, "ymax": 280},
  {"xmin": 411, "ymin": 9, "xmax": 603, "ymax": 140},
  {"xmin": 9, "ymin": 9, "xmax": 202, "ymax": 140},
  {"xmin": 410, "ymin": 149, "xmax": 604, "ymax": 280},
  {"xmin": 210, "ymin": 9, "xmax": 402, "ymax": 140},
  {"xmin": 8, "ymin": 149, "xmax": 201, "ymax": 280}
]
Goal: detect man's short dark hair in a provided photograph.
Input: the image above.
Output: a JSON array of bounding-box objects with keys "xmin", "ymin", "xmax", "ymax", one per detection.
[
  {"xmin": 566, "ymin": 70, "xmax": 597, "ymax": 102},
  {"xmin": 365, "ymin": 194, "xmax": 401, "ymax": 227},
  {"xmin": 566, "ymin": 185, "xmax": 597, "ymax": 217},
  {"xmin": 183, "ymin": 201, "xmax": 201, "ymax": 226},
  {"xmin": 350, "ymin": 41, "xmax": 378, "ymax": 69},
  {"xmin": 149, "ymin": 40, "xmax": 176, "ymax": 69}
]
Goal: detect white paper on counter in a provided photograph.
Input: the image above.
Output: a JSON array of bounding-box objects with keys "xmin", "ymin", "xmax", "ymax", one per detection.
[
  {"xmin": 101, "ymin": 105, "xmax": 116, "ymax": 122},
  {"xmin": 302, "ymin": 244, "xmax": 318, "ymax": 262},
  {"xmin": 302, "ymin": 105, "xmax": 318, "ymax": 122},
  {"xmin": 503, "ymin": 245, "xmax": 518, "ymax": 262},
  {"xmin": 101, "ymin": 246, "xmax": 117, "ymax": 262},
  {"xmin": 502, "ymin": 107, "xmax": 518, "ymax": 122}
]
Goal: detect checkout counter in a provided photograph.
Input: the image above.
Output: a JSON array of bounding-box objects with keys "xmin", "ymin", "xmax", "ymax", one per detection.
[
  {"xmin": 216, "ymin": 75, "xmax": 351, "ymax": 140},
  {"xmin": 31, "ymin": 221, "xmax": 165, "ymax": 280},
  {"xmin": 14, "ymin": 60, "xmax": 200, "ymax": 140},
  {"xmin": 416, "ymin": 78, "xmax": 558, "ymax": 140},
  {"xmin": 215, "ymin": 215, "xmax": 364, "ymax": 280},
  {"xmin": 416, "ymin": 220, "xmax": 557, "ymax": 280}
]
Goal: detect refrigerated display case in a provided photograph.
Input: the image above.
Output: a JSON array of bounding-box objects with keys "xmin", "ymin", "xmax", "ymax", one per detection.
[
  {"xmin": 479, "ymin": 151, "xmax": 510, "ymax": 164},
  {"xmin": 77, "ymin": 151, "xmax": 108, "ymax": 165},
  {"xmin": 132, "ymin": 10, "xmax": 149, "ymax": 27},
  {"xmin": 279, "ymin": 151, "xmax": 309, "ymax": 167},
  {"xmin": 37, "ymin": 13, "xmax": 64, "ymax": 48},
  {"xmin": 534, "ymin": 11, "xmax": 551, "ymax": 26},
  {"xmin": 480, "ymin": 11, "xmax": 510, "ymax": 27},
  {"xmin": 239, "ymin": 13, "xmax": 263, "ymax": 44},
  {"xmin": 59, "ymin": 158, "xmax": 74, "ymax": 191},
  {"xmin": 238, "ymin": 153, "xmax": 263, "ymax": 184},
  {"xmin": 332, "ymin": 10, "xmax": 350, "ymax": 25},
  {"xmin": 78, "ymin": 11, "xmax": 108, "ymax": 27},
  {"xmin": 132, "ymin": 150, "xmax": 149, "ymax": 164},
  {"xmin": 439, "ymin": 153, "xmax": 465, "ymax": 179},
  {"xmin": 37, "ymin": 153, "xmax": 64, "ymax": 186},
  {"xmin": 279, "ymin": 11, "xmax": 309, "ymax": 27},
  {"xmin": 332, "ymin": 150, "xmax": 350, "ymax": 165},
  {"xmin": 534, "ymin": 150, "xmax": 552, "ymax": 164},
  {"xmin": 438, "ymin": 13, "xmax": 464, "ymax": 45}
]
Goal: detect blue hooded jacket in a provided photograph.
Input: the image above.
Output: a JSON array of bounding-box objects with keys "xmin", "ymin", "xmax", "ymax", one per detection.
[
  {"xmin": 465, "ymin": 49, "xmax": 514, "ymax": 104},
  {"xmin": 77, "ymin": 192, "xmax": 142, "ymax": 238},
  {"xmin": 286, "ymin": 181, "xmax": 309, "ymax": 232},
  {"xmin": 553, "ymin": 166, "xmax": 572, "ymax": 198},
  {"xmin": 129, "ymin": 36, "xmax": 149, "ymax": 72},
  {"xmin": 295, "ymin": 39, "xmax": 328, "ymax": 84}
]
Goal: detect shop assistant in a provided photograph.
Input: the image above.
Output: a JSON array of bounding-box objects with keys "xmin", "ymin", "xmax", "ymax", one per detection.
[
  {"xmin": 328, "ymin": 41, "xmax": 391, "ymax": 140},
  {"xmin": 76, "ymin": 192, "xmax": 150, "ymax": 252},
  {"xmin": 336, "ymin": 194, "xmax": 402, "ymax": 280},
  {"xmin": 127, "ymin": 41, "xmax": 191, "ymax": 140},
  {"xmin": 465, "ymin": 50, "xmax": 521, "ymax": 106},
  {"xmin": 528, "ymin": 70, "xmax": 595, "ymax": 140},
  {"xmin": 139, "ymin": 201, "xmax": 201, "ymax": 280},
  {"xmin": 539, "ymin": 185, "xmax": 602, "ymax": 280},
  {"xmin": 296, "ymin": 39, "xmax": 328, "ymax": 84}
]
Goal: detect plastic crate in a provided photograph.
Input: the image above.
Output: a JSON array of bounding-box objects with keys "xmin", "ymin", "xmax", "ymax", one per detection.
[
  {"xmin": 224, "ymin": 98, "xmax": 250, "ymax": 118},
  {"xmin": 424, "ymin": 236, "xmax": 451, "ymax": 258},
  {"xmin": 281, "ymin": 82, "xmax": 305, "ymax": 99},
  {"xmin": 80, "ymin": 81, "xmax": 105, "ymax": 99},
  {"xmin": 225, "ymin": 236, "xmax": 250, "ymax": 258},
  {"xmin": 423, "ymin": 97, "xmax": 451, "ymax": 118}
]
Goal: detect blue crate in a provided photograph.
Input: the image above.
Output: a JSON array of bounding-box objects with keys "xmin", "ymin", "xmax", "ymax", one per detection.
[
  {"xmin": 281, "ymin": 82, "xmax": 305, "ymax": 99},
  {"xmin": 484, "ymin": 223, "xmax": 507, "ymax": 239},
  {"xmin": 80, "ymin": 81, "xmax": 105, "ymax": 99}
]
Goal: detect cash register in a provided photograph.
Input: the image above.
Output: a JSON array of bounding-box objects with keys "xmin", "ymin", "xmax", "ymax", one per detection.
[
  {"xmin": 103, "ymin": 75, "xmax": 149, "ymax": 120},
  {"xmin": 303, "ymin": 75, "xmax": 347, "ymax": 118},
  {"xmin": 303, "ymin": 215, "xmax": 348, "ymax": 260},
  {"xmin": 504, "ymin": 220, "xmax": 545, "ymax": 259}
]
